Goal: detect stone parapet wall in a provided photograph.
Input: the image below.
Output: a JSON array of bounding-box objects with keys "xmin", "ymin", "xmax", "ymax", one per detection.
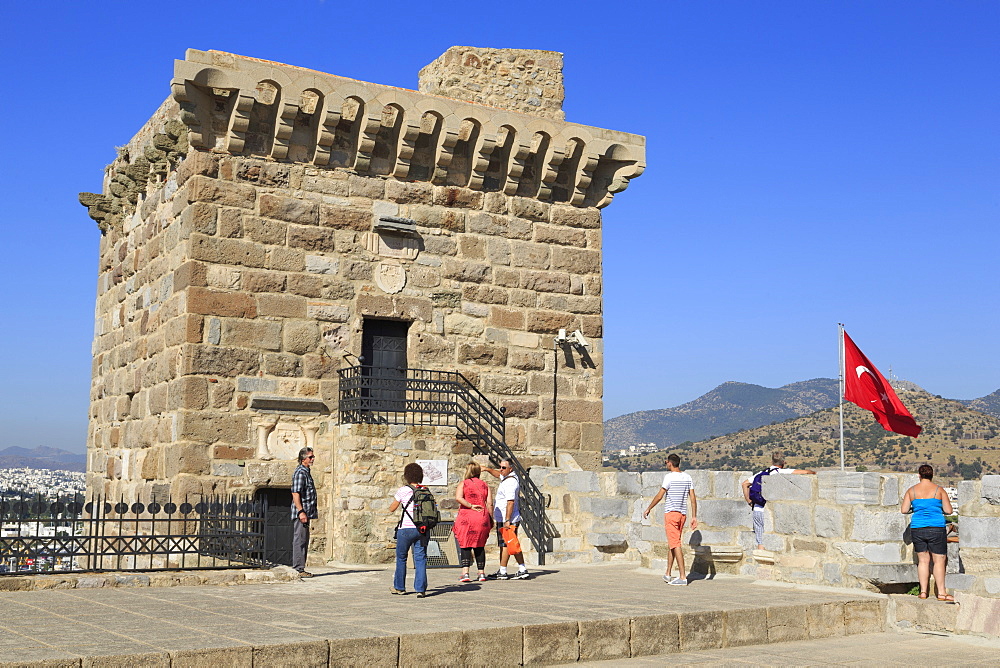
[
  {"xmin": 530, "ymin": 468, "xmax": 1000, "ymax": 598},
  {"xmin": 955, "ymin": 475, "xmax": 1000, "ymax": 597}
]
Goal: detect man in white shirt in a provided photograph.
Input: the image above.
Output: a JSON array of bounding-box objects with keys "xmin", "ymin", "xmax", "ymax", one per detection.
[
  {"xmin": 484, "ymin": 459, "xmax": 528, "ymax": 580},
  {"xmin": 742, "ymin": 450, "xmax": 816, "ymax": 549},
  {"xmin": 643, "ymin": 453, "xmax": 698, "ymax": 585}
]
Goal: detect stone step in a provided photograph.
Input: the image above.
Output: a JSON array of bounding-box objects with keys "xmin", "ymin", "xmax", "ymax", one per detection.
[
  {"xmin": 891, "ymin": 591, "xmax": 1000, "ymax": 637},
  {"xmin": 891, "ymin": 593, "xmax": 960, "ymax": 634}
]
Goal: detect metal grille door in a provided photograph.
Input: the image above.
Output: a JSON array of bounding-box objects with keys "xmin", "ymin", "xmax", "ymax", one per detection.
[{"xmin": 361, "ymin": 320, "xmax": 409, "ymax": 411}]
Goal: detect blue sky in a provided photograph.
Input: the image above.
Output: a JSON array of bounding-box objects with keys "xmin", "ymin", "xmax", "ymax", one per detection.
[{"xmin": 1, "ymin": 1, "xmax": 997, "ymax": 453}]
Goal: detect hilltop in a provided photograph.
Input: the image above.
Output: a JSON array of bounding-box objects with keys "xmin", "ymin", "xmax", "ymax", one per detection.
[
  {"xmin": 963, "ymin": 388, "xmax": 1000, "ymax": 418},
  {"xmin": 0, "ymin": 446, "xmax": 87, "ymax": 472},
  {"xmin": 608, "ymin": 389, "xmax": 1000, "ymax": 480},
  {"xmin": 604, "ymin": 379, "xmax": 840, "ymax": 450}
]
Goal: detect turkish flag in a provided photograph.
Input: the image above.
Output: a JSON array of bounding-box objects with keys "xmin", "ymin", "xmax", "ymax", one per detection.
[{"xmin": 843, "ymin": 331, "xmax": 922, "ymax": 438}]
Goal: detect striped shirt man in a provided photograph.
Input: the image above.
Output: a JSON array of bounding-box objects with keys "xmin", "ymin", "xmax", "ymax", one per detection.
[
  {"xmin": 642, "ymin": 454, "xmax": 698, "ymax": 586},
  {"xmin": 661, "ymin": 471, "xmax": 694, "ymax": 515}
]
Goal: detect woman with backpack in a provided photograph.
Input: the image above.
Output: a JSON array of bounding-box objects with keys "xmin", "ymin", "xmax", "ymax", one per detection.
[
  {"xmin": 901, "ymin": 464, "xmax": 954, "ymax": 603},
  {"xmin": 389, "ymin": 463, "xmax": 430, "ymax": 597},
  {"xmin": 452, "ymin": 461, "xmax": 492, "ymax": 583}
]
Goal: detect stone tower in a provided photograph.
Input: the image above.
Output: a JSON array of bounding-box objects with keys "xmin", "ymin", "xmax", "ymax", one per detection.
[{"xmin": 80, "ymin": 47, "xmax": 645, "ymax": 565}]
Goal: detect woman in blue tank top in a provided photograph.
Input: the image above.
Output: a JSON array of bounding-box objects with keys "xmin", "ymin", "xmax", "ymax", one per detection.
[{"xmin": 900, "ymin": 464, "xmax": 954, "ymax": 602}]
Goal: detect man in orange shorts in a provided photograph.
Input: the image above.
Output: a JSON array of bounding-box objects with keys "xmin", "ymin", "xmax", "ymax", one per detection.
[{"xmin": 642, "ymin": 453, "xmax": 698, "ymax": 585}]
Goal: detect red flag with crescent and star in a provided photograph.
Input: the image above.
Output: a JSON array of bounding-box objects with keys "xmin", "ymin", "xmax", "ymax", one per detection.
[{"xmin": 843, "ymin": 331, "xmax": 922, "ymax": 438}]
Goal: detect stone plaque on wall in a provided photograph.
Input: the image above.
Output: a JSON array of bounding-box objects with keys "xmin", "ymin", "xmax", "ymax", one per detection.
[{"xmin": 364, "ymin": 232, "xmax": 420, "ymax": 260}]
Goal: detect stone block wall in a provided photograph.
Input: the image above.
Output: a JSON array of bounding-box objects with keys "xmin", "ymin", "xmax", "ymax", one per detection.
[
  {"xmin": 328, "ymin": 424, "xmax": 496, "ymax": 564},
  {"xmin": 419, "ymin": 46, "xmax": 566, "ymax": 120},
  {"xmin": 530, "ymin": 468, "xmax": 1000, "ymax": 598}
]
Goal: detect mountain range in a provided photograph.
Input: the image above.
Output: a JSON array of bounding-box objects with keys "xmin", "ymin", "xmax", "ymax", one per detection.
[
  {"xmin": 963, "ymin": 388, "xmax": 1000, "ymax": 417},
  {"xmin": 605, "ymin": 378, "xmax": 841, "ymax": 450},
  {"xmin": 0, "ymin": 446, "xmax": 87, "ymax": 472},
  {"xmin": 605, "ymin": 379, "xmax": 1000, "ymax": 452},
  {"xmin": 609, "ymin": 389, "xmax": 1000, "ymax": 480}
]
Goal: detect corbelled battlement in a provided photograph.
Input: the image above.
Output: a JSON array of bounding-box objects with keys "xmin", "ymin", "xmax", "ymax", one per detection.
[
  {"xmin": 82, "ymin": 48, "xmax": 644, "ymax": 235},
  {"xmin": 170, "ymin": 48, "xmax": 643, "ymax": 206}
]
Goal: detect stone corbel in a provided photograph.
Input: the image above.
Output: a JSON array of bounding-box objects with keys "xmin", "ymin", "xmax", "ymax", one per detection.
[
  {"xmin": 256, "ymin": 418, "xmax": 279, "ymax": 461},
  {"xmin": 537, "ymin": 143, "xmax": 566, "ymax": 201},
  {"xmin": 432, "ymin": 122, "xmax": 461, "ymax": 184},
  {"xmin": 594, "ymin": 160, "xmax": 646, "ymax": 209},
  {"xmin": 392, "ymin": 118, "xmax": 423, "ymax": 180},
  {"xmin": 271, "ymin": 100, "xmax": 299, "ymax": 161},
  {"xmin": 170, "ymin": 79, "xmax": 210, "ymax": 149},
  {"xmin": 503, "ymin": 140, "xmax": 533, "ymax": 195},
  {"xmin": 354, "ymin": 109, "xmax": 384, "ymax": 174},
  {"xmin": 468, "ymin": 132, "xmax": 497, "ymax": 190},
  {"xmin": 571, "ymin": 151, "xmax": 602, "ymax": 206},
  {"xmin": 313, "ymin": 105, "xmax": 342, "ymax": 167},
  {"xmin": 226, "ymin": 92, "xmax": 255, "ymax": 155}
]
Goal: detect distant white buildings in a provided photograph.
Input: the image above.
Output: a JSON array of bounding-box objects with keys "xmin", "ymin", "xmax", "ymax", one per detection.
[
  {"xmin": 0, "ymin": 468, "xmax": 86, "ymax": 498},
  {"xmin": 603, "ymin": 442, "xmax": 660, "ymax": 464}
]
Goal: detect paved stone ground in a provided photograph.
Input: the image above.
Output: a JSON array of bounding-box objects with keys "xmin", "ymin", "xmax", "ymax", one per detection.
[
  {"xmin": 0, "ymin": 563, "xmax": 991, "ymax": 666},
  {"xmin": 579, "ymin": 630, "xmax": 1000, "ymax": 666}
]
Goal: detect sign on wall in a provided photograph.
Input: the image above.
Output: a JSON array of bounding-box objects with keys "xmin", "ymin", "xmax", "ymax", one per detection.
[{"xmin": 416, "ymin": 459, "xmax": 448, "ymax": 487}]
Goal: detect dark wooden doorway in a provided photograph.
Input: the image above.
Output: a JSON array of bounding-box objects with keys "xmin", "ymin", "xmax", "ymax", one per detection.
[
  {"xmin": 256, "ymin": 488, "xmax": 293, "ymax": 567},
  {"xmin": 361, "ymin": 319, "xmax": 409, "ymax": 411}
]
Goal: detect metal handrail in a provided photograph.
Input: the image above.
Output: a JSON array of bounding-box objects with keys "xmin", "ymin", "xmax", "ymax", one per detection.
[{"xmin": 338, "ymin": 365, "xmax": 554, "ymax": 562}]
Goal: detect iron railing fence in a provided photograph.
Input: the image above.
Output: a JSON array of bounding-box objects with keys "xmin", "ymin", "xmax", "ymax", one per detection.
[
  {"xmin": 338, "ymin": 365, "xmax": 555, "ymax": 563},
  {"xmin": 0, "ymin": 493, "xmax": 265, "ymax": 575}
]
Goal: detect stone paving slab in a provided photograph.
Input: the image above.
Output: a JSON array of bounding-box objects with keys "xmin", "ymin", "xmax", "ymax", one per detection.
[
  {"xmin": 0, "ymin": 563, "xmax": 888, "ymax": 666},
  {"xmin": 0, "ymin": 567, "xmax": 298, "ymax": 593},
  {"xmin": 579, "ymin": 630, "xmax": 1000, "ymax": 666}
]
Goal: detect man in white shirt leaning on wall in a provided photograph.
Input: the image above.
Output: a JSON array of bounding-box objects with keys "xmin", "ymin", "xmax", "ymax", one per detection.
[
  {"xmin": 643, "ymin": 453, "xmax": 698, "ymax": 586},
  {"xmin": 742, "ymin": 450, "xmax": 816, "ymax": 550}
]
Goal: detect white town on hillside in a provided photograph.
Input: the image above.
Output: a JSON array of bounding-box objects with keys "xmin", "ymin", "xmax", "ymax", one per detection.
[{"xmin": 0, "ymin": 468, "xmax": 86, "ymax": 499}]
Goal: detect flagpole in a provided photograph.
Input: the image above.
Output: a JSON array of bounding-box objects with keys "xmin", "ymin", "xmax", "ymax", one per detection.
[{"xmin": 838, "ymin": 323, "xmax": 846, "ymax": 471}]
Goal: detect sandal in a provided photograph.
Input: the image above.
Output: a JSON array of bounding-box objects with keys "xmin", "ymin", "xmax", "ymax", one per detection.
[
  {"xmin": 918, "ymin": 591, "xmax": 928, "ymax": 599},
  {"xmin": 936, "ymin": 594, "xmax": 956, "ymax": 603}
]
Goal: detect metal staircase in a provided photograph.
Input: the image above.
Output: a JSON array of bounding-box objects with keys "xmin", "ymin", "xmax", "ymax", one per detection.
[{"xmin": 338, "ymin": 365, "xmax": 554, "ymax": 563}]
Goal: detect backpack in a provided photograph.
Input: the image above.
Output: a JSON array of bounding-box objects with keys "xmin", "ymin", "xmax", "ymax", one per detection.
[
  {"xmin": 748, "ymin": 467, "xmax": 779, "ymax": 507},
  {"xmin": 398, "ymin": 484, "xmax": 440, "ymax": 534}
]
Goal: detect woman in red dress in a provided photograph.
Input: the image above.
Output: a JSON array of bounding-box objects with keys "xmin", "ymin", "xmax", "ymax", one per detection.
[{"xmin": 453, "ymin": 461, "xmax": 492, "ymax": 582}]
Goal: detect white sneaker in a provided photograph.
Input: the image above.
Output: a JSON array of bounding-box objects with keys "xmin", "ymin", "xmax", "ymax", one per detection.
[
  {"xmin": 662, "ymin": 574, "xmax": 675, "ymax": 584},
  {"xmin": 669, "ymin": 578, "xmax": 688, "ymax": 586}
]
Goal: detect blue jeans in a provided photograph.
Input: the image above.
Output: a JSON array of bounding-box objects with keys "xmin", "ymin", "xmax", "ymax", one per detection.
[{"xmin": 394, "ymin": 528, "xmax": 429, "ymax": 593}]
